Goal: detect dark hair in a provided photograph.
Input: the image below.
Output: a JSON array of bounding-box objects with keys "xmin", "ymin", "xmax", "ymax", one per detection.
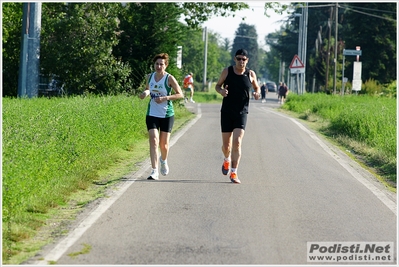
[
  {"xmin": 235, "ymin": 48, "xmax": 248, "ymax": 57},
  {"xmin": 152, "ymin": 53, "xmax": 169, "ymax": 65}
]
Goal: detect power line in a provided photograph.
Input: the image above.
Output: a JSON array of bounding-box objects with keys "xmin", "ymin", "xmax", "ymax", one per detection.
[
  {"xmin": 297, "ymin": 3, "xmax": 396, "ymax": 22},
  {"xmin": 338, "ymin": 4, "xmax": 396, "ymax": 22},
  {"xmin": 340, "ymin": 4, "xmax": 396, "ymax": 14},
  {"xmin": 306, "ymin": 4, "xmax": 336, "ymax": 8},
  {"xmin": 295, "ymin": 3, "xmax": 396, "ymax": 22},
  {"xmin": 235, "ymin": 35, "xmax": 257, "ymax": 39}
]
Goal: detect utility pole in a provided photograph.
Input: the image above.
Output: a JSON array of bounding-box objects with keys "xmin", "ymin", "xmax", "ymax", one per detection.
[
  {"xmin": 18, "ymin": 3, "xmax": 42, "ymax": 98},
  {"xmin": 202, "ymin": 27, "xmax": 208, "ymax": 91},
  {"xmin": 325, "ymin": 6, "xmax": 333, "ymax": 93},
  {"xmin": 301, "ymin": 3, "xmax": 308, "ymax": 94},
  {"xmin": 297, "ymin": 6, "xmax": 303, "ymax": 94},
  {"xmin": 333, "ymin": 2, "xmax": 339, "ymax": 94}
]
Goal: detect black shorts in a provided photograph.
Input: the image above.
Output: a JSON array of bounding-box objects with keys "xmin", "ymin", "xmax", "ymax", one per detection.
[
  {"xmin": 146, "ymin": 115, "xmax": 174, "ymax": 133},
  {"xmin": 220, "ymin": 111, "xmax": 247, "ymax": 132}
]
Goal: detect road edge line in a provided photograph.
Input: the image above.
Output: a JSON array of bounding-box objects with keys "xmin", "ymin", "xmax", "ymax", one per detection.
[{"xmin": 34, "ymin": 104, "xmax": 202, "ymax": 265}]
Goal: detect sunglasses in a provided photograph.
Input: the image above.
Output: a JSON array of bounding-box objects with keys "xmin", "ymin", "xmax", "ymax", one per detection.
[{"xmin": 236, "ymin": 56, "xmax": 248, "ymax": 61}]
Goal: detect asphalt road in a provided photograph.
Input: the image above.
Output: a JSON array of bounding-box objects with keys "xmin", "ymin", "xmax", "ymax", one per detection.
[{"xmin": 33, "ymin": 94, "xmax": 396, "ymax": 265}]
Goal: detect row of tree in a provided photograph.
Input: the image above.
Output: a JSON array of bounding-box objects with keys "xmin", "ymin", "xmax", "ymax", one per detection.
[
  {"xmin": 2, "ymin": 2, "xmax": 250, "ymax": 96},
  {"xmin": 266, "ymin": 2, "xmax": 396, "ymax": 93},
  {"xmin": 2, "ymin": 2, "xmax": 396, "ymax": 97}
]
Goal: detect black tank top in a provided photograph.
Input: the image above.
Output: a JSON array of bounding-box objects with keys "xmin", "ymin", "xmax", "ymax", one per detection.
[{"xmin": 221, "ymin": 66, "xmax": 252, "ymax": 114}]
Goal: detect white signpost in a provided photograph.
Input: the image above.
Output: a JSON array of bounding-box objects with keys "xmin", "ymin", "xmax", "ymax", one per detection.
[
  {"xmin": 341, "ymin": 46, "xmax": 362, "ymax": 95},
  {"xmin": 352, "ymin": 61, "xmax": 362, "ymax": 91},
  {"xmin": 176, "ymin": 46, "xmax": 182, "ymax": 69}
]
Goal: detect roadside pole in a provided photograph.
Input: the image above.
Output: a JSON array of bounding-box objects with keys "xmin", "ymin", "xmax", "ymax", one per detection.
[
  {"xmin": 18, "ymin": 3, "xmax": 41, "ymax": 98},
  {"xmin": 202, "ymin": 27, "xmax": 208, "ymax": 91}
]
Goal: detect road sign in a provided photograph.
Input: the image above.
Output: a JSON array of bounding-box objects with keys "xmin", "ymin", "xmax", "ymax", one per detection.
[
  {"xmin": 290, "ymin": 68, "xmax": 305, "ymax": 74},
  {"xmin": 289, "ymin": 55, "xmax": 305, "ymax": 69},
  {"xmin": 343, "ymin": 49, "xmax": 362, "ymax": 56}
]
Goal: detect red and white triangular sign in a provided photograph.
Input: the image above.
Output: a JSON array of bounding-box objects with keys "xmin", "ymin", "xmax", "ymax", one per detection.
[{"xmin": 289, "ymin": 55, "xmax": 305, "ymax": 68}]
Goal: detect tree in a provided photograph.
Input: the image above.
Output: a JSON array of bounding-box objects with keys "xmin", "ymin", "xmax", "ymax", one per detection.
[
  {"xmin": 340, "ymin": 3, "xmax": 396, "ymax": 84},
  {"xmin": 114, "ymin": 3, "xmax": 186, "ymax": 91},
  {"xmin": 261, "ymin": 46, "xmax": 281, "ymax": 83},
  {"xmin": 2, "ymin": 2, "xmax": 266, "ymax": 96},
  {"xmin": 206, "ymin": 31, "xmax": 231, "ymax": 85},
  {"xmin": 231, "ymin": 23, "xmax": 260, "ymax": 74},
  {"xmin": 180, "ymin": 28, "xmax": 205, "ymax": 86},
  {"xmin": 267, "ymin": 2, "xmax": 397, "ymax": 93},
  {"xmin": 179, "ymin": 2, "xmax": 249, "ymax": 29},
  {"xmin": 114, "ymin": 2, "xmax": 254, "ymax": 91},
  {"xmin": 178, "ymin": 28, "xmax": 230, "ymax": 90},
  {"xmin": 221, "ymin": 38, "xmax": 232, "ymax": 52},
  {"xmin": 2, "ymin": 3, "xmax": 23, "ymax": 97},
  {"xmin": 40, "ymin": 3, "xmax": 132, "ymax": 95}
]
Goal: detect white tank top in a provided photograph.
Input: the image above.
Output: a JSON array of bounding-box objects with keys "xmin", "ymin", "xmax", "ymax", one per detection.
[{"xmin": 146, "ymin": 72, "xmax": 174, "ymax": 118}]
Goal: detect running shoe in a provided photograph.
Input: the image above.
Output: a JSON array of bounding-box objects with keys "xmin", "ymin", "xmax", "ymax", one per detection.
[
  {"xmin": 160, "ymin": 157, "xmax": 169, "ymax": 176},
  {"xmin": 147, "ymin": 169, "xmax": 159, "ymax": 180},
  {"xmin": 221, "ymin": 159, "xmax": 230, "ymax": 175},
  {"xmin": 230, "ymin": 172, "xmax": 241, "ymax": 184}
]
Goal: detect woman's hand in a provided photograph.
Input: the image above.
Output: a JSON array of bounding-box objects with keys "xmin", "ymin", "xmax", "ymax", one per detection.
[
  {"xmin": 139, "ymin": 90, "xmax": 149, "ymax": 99},
  {"xmin": 155, "ymin": 96, "xmax": 167, "ymax": 103}
]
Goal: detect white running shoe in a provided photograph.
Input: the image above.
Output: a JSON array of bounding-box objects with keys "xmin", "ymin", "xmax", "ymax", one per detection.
[
  {"xmin": 147, "ymin": 169, "xmax": 159, "ymax": 180},
  {"xmin": 190, "ymin": 99, "xmax": 195, "ymax": 103},
  {"xmin": 160, "ymin": 157, "xmax": 169, "ymax": 176}
]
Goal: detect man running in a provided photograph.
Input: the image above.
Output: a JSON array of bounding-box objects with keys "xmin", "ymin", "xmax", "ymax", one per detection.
[
  {"xmin": 215, "ymin": 48, "xmax": 261, "ymax": 184},
  {"xmin": 183, "ymin": 72, "xmax": 195, "ymax": 103}
]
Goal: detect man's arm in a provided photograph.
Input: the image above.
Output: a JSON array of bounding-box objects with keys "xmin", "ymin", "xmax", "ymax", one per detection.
[
  {"xmin": 215, "ymin": 67, "xmax": 229, "ymax": 97},
  {"xmin": 250, "ymin": 70, "xmax": 261, "ymax": 100}
]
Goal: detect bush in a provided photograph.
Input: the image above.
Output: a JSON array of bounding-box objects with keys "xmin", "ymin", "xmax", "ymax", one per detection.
[
  {"xmin": 362, "ymin": 79, "xmax": 382, "ymax": 96},
  {"xmin": 382, "ymin": 80, "xmax": 397, "ymax": 98},
  {"xmin": 283, "ymin": 93, "xmax": 396, "ymax": 158}
]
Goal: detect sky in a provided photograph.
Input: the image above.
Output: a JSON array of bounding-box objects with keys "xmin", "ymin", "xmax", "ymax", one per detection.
[{"xmin": 202, "ymin": 2, "xmax": 292, "ymax": 50}]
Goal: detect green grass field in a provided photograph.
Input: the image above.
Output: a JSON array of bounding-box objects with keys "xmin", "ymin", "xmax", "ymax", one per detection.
[
  {"xmin": 2, "ymin": 95, "xmax": 194, "ymax": 264},
  {"xmin": 191, "ymin": 90, "xmax": 223, "ymax": 103},
  {"xmin": 282, "ymin": 93, "xmax": 396, "ymax": 187},
  {"xmin": 2, "ymin": 92, "xmax": 396, "ymax": 264}
]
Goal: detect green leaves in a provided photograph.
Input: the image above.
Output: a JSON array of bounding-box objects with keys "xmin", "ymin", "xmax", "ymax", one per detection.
[
  {"xmin": 231, "ymin": 23, "xmax": 259, "ymax": 73},
  {"xmin": 40, "ymin": 3, "xmax": 127, "ymax": 95},
  {"xmin": 180, "ymin": 2, "xmax": 249, "ymax": 28},
  {"xmin": 2, "ymin": 2, "xmax": 289, "ymax": 96}
]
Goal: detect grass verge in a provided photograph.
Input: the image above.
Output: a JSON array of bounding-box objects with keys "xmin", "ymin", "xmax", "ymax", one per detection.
[
  {"xmin": 192, "ymin": 90, "xmax": 223, "ymax": 103},
  {"xmin": 281, "ymin": 93, "xmax": 396, "ymax": 191},
  {"xmin": 2, "ymin": 95, "xmax": 194, "ymax": 264},
  {"xmin": 3, "ymin": 91, "xmax": 395, "ymax": 263}
]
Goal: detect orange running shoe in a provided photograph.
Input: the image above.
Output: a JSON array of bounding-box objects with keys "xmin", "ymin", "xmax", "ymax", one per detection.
[
  {"xmin": 230, "ymin": 172, "xmax": 241, "ymax": 184},
  {"xmin": 222, "ymin": 159, "xmax": 230, "ymax": 175}
]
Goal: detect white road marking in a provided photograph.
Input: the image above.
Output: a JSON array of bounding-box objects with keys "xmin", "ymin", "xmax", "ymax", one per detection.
[
  {"xmin": 35, "ymin": 104, "xmax": 202, "ymax": 265},
  {"xmin": 266, "ymin": 107, "xmax": 397, "ymax": 216}
]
